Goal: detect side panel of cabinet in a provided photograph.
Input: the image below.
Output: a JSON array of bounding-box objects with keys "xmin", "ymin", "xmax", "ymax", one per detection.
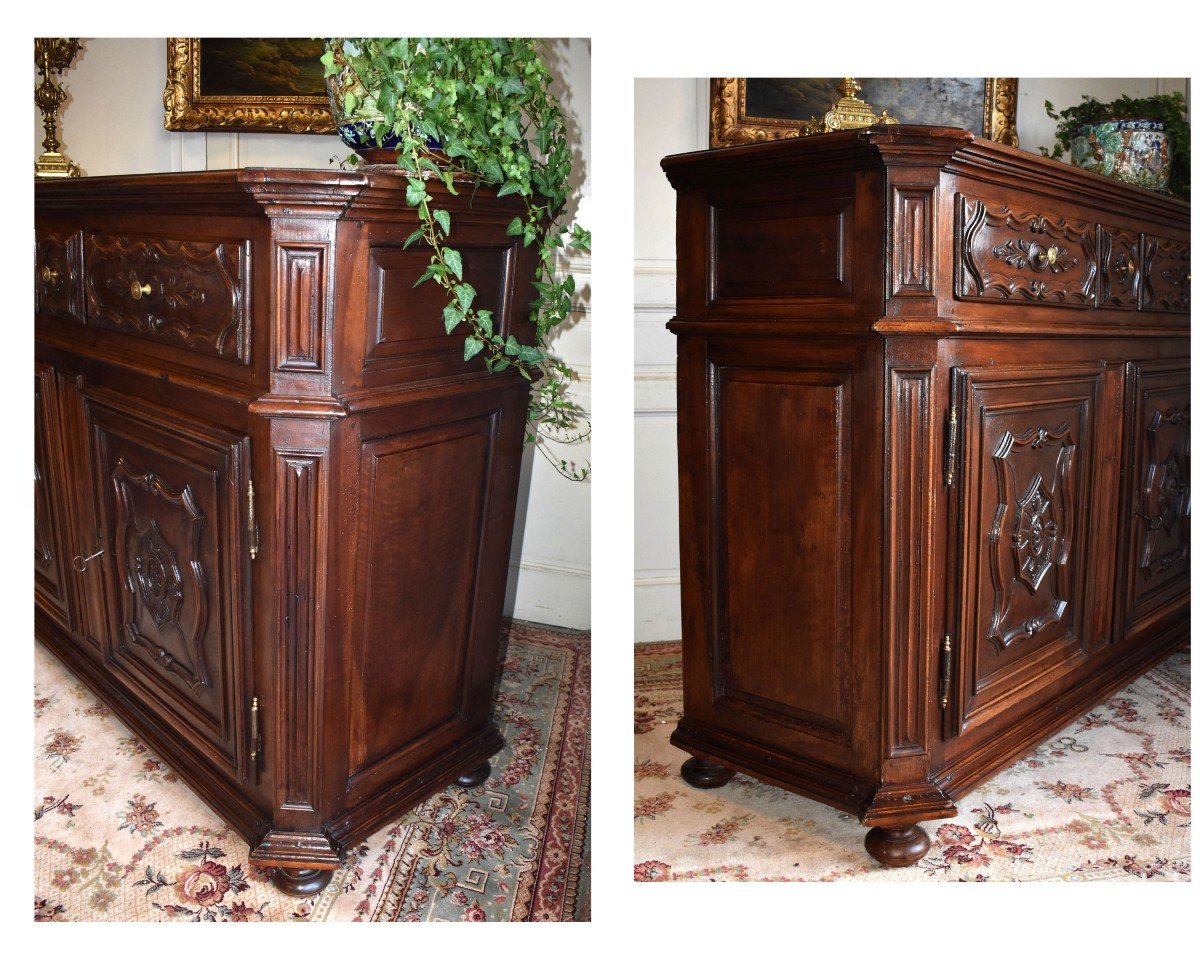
[
  {"xmin": 677, "ymin": 335, "xmax": 881, "ymax": 775},
  {"xmin": 337, "ymin": 380, "xmax": 529, "ymax": 808},
  {"xmin": 948, "ymin": 363, "xmax": 1105, "ymax": 735},
  {"xmin": 1120, "ymin": 360, "xmax": 1189, "ymax": 637},
  {"xmin": 34, "ymin": 363, "xmax": 74, "ymax": 630},
  {"xmin": 80, "ymin": 383, "xmax": 252, "ymax": 781}
]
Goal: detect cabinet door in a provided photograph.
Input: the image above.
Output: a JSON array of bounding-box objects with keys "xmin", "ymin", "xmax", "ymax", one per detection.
[
  {"xmin": 948, "ymin": 363, "xmax": 1106, "ymax": 734},
  {"xmin": 34, "ymin": 363, "xmax": 74, "ymax": 629},
  {"xmin": 1121, "ymin": 360, "xmax": 1189, "ymax": 635},
  {"xmin": 80, "ymin": 383, "xmax": 252, "ymax": 781}
]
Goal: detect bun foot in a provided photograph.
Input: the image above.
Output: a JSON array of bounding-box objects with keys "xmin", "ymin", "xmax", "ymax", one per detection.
[
  {"xmin": 680, "ymin": 756, "xmax": 735, "ymax": 789},
  {"xmin": 271, "ymin": 867, "xmax": 334, "ymax": 897},
  {"xmin": 455, "ymin": 761, "xmax": 491, "ymax": 788},
  {"xmin": 864, "ymin": 824, "xmax": 931, "ymax": 868}
]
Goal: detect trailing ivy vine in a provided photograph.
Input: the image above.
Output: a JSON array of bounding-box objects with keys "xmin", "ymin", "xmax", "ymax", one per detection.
[{"xmin": 322, "ymin": 38, "xmax": 591, "ymax": 479}]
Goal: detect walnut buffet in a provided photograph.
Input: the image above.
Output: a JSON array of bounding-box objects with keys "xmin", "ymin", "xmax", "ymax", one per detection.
[
  {"xmin": 34, "ymin": 168, "xmax": 538, "ymax": 895},
  {"xmin": 662, "ymin": 126, "xmax": 1190, "ymax": 866}
]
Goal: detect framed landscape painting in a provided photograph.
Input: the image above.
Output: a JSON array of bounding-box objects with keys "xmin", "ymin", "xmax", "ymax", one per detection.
[
  {"xmin": 710, "ymin": 77, "xmax": 1019, "ymax": 148},
  {"xmin": 164, "ymin": 38, "xmax": 335, "ymax": 133}
]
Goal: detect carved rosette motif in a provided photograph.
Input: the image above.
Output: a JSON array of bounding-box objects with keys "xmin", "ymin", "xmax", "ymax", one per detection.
[
  {"xmin": 84, "ymin": 235, "xmax": 250, "ymax": 362},
  {"xmin": 1139, "ymin": 406, "xmax": 1190, "ymax": 576},
  {"xmin": 113, "ymin": 458, "xmax": 211, "ymax": 693},
  {"xmin": 135, "ymin": 520, "xmax": 184, "ymax": 627},
  {"xmin": 989, "ymin": 424, "xmax": 1074, "ymax": 648},
  {"xmin": 957, "ymin": 198, "xmax": 1097, "ymax": 306}
]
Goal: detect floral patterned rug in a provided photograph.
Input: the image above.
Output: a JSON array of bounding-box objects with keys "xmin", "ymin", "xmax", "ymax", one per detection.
[
  {"xmin": 35, "ymin": 621, "xmax": 590, "ymax": 921},
  {"xmin": 634, "ymin": 642, "xmax": 1190, "ymax": 882}
]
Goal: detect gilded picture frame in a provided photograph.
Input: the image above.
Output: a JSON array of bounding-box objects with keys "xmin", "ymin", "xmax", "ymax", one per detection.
[
  {"xmin": 710, "ymin": 77, "xmax": 1019, "ymax": 148},
  {"xmin": 164, "ymin": 38, "xmax": 335, "ymax": 134}
]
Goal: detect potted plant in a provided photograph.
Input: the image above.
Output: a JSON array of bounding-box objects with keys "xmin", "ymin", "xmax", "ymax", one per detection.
[
  {"xmin": 1041, "ymin": 92, "xmax": 1189, "ymax": 200},
  {"xmin": 322, "ymin": 38, "xmax": 591, "ymax": 478}
]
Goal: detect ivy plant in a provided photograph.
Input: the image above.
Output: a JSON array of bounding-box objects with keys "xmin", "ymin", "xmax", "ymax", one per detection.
[
  {"xmin": 322, "ymin": 38, "xmax": 590, "ymax": 479},
  {"xmin": 1041, "ymin": 92, "xmax": 1190, "ymax": 201}
]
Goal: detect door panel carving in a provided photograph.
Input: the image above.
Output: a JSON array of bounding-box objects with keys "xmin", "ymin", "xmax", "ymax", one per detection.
[
  {"xmin": 951, "ymin": 364, "xmax": 1103, "ymax": 732},
  {"xmin": 83, "ymin": 387, "xmax": 249, "ymax": 777},
  {"xmin": 1123, "ymin": 362, "xmax": 1190, "ymax": 631},
  {"xmin": 112, "ymin": 459, "xmax": 211, "ymax": 693}
]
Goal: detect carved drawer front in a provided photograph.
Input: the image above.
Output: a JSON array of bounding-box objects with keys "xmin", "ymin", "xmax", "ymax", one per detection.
[
  {"xmin": 1123, "ymin": 362, "xmax": 1189, "ymax": 633},
  {"xmin": 35, "ymin": 364, "xmax": 73, "ymax": 629},
  {"xmin": 83, "ymin": 233, "xmax": 251, "ymax": 363},
  {"xmin": 1140, "ymin": 235, "xmax": 1190, "ymax": 313},
  {"xmin": 955, "ymin": 195, "xmax": 1097, "ymax": 307},
  {"xmin": 950, "ymin": 364, "xmax": 1104, "ymax": 733},
  {"xmin": 83, "ymin": 387, "xmax": 251, "ymax": 779},
  {"xmin": 36, "ymin": 229, "xmax": 84, "ymax": 323},
  {"xmin": 1097, "ymin": 225, "xmax": 1141, "ymax": 310}
]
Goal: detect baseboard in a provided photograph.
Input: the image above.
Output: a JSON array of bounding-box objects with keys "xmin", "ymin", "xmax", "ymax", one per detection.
[
  {"xmin": 505, "ymin": 558, "xmax": 591, "ymax": 631},
  {"xmin": 635, "ymin": 574, "xmax": 681, "ymax": 642}
]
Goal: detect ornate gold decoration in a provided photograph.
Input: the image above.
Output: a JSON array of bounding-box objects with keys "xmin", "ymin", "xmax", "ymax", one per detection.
[
  {"xmin": 811, "ymin": 78, "xmax": 900, "ymax": 133},
  {"xmin": 711, "ymin": 77, "xmax": 1020, "ymax": 148},
  {"xmin": 34, "ymin": 38, "xmax": 83, "ymax": 179},
  {"xmin": 164, "ymin": 38, "xmax": 335, "ymax": 133}
]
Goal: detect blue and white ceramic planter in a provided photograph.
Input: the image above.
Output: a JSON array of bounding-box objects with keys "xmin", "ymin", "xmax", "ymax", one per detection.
[
  {"xmin": 324, "ymin": 40, "xmax": 439, "ymax": 163},
  {"xmin": 1068, "ymin": 118, "xmax": 1173, "ymax": 193}
]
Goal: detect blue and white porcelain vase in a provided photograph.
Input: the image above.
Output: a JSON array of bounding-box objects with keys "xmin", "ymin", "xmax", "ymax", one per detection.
[
  {"xmin": 323, "ymin": 40, "xmax": 439, "ymax": 164},
  {"xmin": 1068, "ymin": 118, "xmax": 1173, "ymax": 193}
]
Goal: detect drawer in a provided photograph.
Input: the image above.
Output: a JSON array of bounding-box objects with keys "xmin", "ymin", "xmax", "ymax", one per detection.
[
  {"xmin": 1141, "ymin": 234, "xmax": 1190, "ymax": 313},
  {"xmin": 955, "ymin": 194, "xmax": 1097, "ymax": 307},
  {"xmin": 83, "ymin": 233, "xmax": 252, "ymax": 363},
  {"xmin": 36, "ymin": 229, "xmax": 84, "ymax": 323},
  {"xmin": 1096, "ymin": 224, "xmax": 1140, "ymax": 310}
]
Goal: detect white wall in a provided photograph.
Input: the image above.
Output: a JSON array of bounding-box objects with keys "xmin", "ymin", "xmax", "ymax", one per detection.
[
  {"xmin": 633, "ymin": 77, "xmax": 1190, "ymax": 643},
  {"xmin": 37, "ymin": 38, "xmax": 591, "ymax": 630}
]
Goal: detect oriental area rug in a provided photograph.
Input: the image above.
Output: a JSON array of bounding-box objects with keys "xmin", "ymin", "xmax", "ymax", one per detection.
[
  {"xmin": 634, "ymin": 642, "xmax": 1190, "ymax": 882},
  {"xmin": 35, "ymin": 621, "xmax": 589, "ymax": 921}
]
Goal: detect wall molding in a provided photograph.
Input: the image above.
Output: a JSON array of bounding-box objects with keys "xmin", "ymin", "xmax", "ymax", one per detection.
[{"xmin": 505, "ymin": 557, "xmax": 591, "ymax": 630}]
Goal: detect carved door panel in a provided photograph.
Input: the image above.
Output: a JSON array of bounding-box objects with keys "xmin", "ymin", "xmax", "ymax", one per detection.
[
  {"xmin": 1122, "ymin": 361, "xmax": 1189, "ymax": 634},
  {"xmin": 81, "ymin": 384, "xmax": 251, "ymax": 780},
  {"xmin": 949, "ymin": 364, "xmax": 1104, "ymax": 734},
  {"xmin": 34, "ymin": 363, "xmax": 73, "ymax": 630}
]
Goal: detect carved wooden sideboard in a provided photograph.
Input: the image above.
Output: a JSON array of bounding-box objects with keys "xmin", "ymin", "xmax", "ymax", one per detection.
[
  {"xmin": 35, "ymin": 168, "xmax": 538, "ymax": 894},
  {"xmin": 662, "ymin": 126, "xmax": 1190, "ymax": 866}
]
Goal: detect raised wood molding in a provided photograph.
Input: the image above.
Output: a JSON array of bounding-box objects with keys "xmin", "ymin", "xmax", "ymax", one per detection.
[{"xmin": 274, "ymin": 242, "xmax": 327, "ymax": 373}]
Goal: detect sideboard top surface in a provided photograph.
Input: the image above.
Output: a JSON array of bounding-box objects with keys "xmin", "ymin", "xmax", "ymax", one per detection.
[{"xmin": 662, "ymin": 124, "xmax": 1190, "ymax": 225}]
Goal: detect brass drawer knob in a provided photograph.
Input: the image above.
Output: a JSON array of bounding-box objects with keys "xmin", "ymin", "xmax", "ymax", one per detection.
[
  {"xmin": 130, "ymin": 278, "xmax": 152, "ymax": 300},
  {"xmin": 40, "ymin": 265, "xmax": 60, "ymax": 283},
  {"xmin": 1118, "ymin": 258, "xmax": 1137, "ymax": 279}
]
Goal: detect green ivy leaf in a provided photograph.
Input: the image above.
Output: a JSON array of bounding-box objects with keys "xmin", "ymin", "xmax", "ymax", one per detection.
[
  {"xmin": 402, "ymin": 226, "xmax": 425, "ymax": 249},
  {"xmin": 443, "ymin": 248, "xmax": 463, "ymax": 280},
  {"xmin": 432, "ymin": 209, "xmax": 451, "ymax": 234},
  {"xmin": 463, "ymin": 336, "xmax": 484, "ymax": 361},
  {"xmin": 443, "ymin": 303, "xmax": 464, "ymax": 332}
]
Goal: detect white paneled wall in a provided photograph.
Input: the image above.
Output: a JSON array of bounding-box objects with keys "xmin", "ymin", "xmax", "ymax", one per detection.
[
  {"xmin": 37, "ymin": 38, "xmax": 591, "ymax": 629},
  {"xmin": 633, "ymin": 79, "xmax": 706, "ymax": 641},
  {"xmin": 633, "ymin": 77, "xmax": 1189, "ymax": 643}
]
